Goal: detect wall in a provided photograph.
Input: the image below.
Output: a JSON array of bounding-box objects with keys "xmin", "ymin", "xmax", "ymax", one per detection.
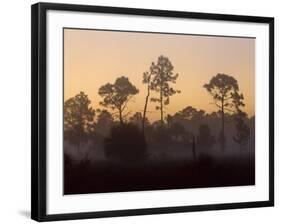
[{"xmin": 0, "ymin": 0, "xmax": 279, "ymax": 223}]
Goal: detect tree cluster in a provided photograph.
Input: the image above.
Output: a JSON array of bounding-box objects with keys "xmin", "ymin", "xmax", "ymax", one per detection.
[{"xmin": 64, "ymin": 55, "xmax": 252, "ymax": 161}]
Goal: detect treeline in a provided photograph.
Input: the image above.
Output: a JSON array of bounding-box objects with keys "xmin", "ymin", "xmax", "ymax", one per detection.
[{"xmin": 64, "ymin": 55, "xmax": 253, "ymax": 162}]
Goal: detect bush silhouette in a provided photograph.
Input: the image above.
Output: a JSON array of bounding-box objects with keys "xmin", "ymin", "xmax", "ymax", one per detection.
[{"xmin": 104, "ymin": 123, "xmax": 147, "ymax": 163}]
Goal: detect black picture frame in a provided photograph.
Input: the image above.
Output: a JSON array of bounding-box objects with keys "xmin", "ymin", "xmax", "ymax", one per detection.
[{"xmin": 31, "ymin": 2, "xmax": 274, "ymax": 222}]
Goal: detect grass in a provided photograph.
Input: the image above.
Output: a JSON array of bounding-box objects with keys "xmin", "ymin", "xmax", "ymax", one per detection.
[{"xmin": 64, "ymin": 155, "xmax": 255, "ymax": 195}]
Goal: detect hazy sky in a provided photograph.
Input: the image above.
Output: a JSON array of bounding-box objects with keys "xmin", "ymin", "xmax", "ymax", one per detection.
[{"xmin": 64, "ymin": 28, "xmax": 255, "ymax": 122}]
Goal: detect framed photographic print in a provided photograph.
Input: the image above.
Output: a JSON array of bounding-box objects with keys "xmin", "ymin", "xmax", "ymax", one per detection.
[{"xmin": 31, "ymin": 2, "xmax": 274, "ymax": 222}]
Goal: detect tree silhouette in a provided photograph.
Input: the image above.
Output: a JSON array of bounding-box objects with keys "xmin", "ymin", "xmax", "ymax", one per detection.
[
  {"xmin": 64, "ymin": 91, "xmax": 95, "ymax": 151},
  {"xmin": 169, "ymin": 122, "xmax": 186, "ymax": 142},
  {"xmin": 166, "ymin": 114, "xmax": 173, "ymax": 128},
  {"xmin": 95, "ymin": 109, "xmax": 114, "ymax": 138},
  {"xmin": 98, "ymin": 76, "xmax": 139, "ymax": 124},
  {"xmin": 142, "ymin": 68, "xmax": 153, "ymax": 134},
  {"xmin": 233, "ymin": 112, "xmax": 250, "ymax": 148},
  {"xmin": 129, "ymin": 112, "xmax": 149, "ymax": 130},
  {"xmin": 104, "ymin": 123, "xmax": 147, "ymax": 163},
  {"xmin": 149, "ymin": 55, "xmax": 180, "ymax": 126},
  {"xmin": 178, "ymin": 106, "xmax": 205, "ymax": 120},
  {"xmin": 203, "ymin": 73, "xmax": 244, "ymax": 150},
  {"xmin": 170, "ymin": 106, "xmax": 206, "ymax": 135}
]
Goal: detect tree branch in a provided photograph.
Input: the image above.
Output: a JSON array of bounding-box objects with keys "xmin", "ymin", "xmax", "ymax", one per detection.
[{"xmin": 121, "ymin": 95, "xmax": 133, "ymax": 112}]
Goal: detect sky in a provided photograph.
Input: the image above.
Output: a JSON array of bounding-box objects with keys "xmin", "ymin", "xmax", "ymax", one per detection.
[{"xmin": 64, "ymin": 28, "xmax": 255, "ymax": 122}]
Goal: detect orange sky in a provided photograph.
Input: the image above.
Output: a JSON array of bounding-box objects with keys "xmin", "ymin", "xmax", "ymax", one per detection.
[{"xmin": 64, "ymin": 28, "xmax": 255, "ymax": 122}]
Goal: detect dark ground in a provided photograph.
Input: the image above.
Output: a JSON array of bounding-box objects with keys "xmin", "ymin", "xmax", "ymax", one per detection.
[{"xmin": 64, "ymin": 155, "xmax": 255, "ymax": 195}]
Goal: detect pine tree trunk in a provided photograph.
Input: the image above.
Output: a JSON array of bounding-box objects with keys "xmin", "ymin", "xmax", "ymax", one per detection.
[
  {"xmin": 119, "ymin": 108, "xmax": 123, "ymax": 124},
  {"xmin": 142, "ymin": 84, "xmax": 150, "ymax": 135},
  {"xmin": 160, "ymin": 83, "xmax": 163, "ymax": 127},
  {"xmin": 221, "ymin": 97, "xmax": 225, "ymax": 151}
]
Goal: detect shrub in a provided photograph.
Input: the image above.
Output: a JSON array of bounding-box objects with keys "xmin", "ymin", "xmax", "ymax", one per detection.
[{"xmin": 104, "ymin": 123, "xmax": 147, "ymax": 163}]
